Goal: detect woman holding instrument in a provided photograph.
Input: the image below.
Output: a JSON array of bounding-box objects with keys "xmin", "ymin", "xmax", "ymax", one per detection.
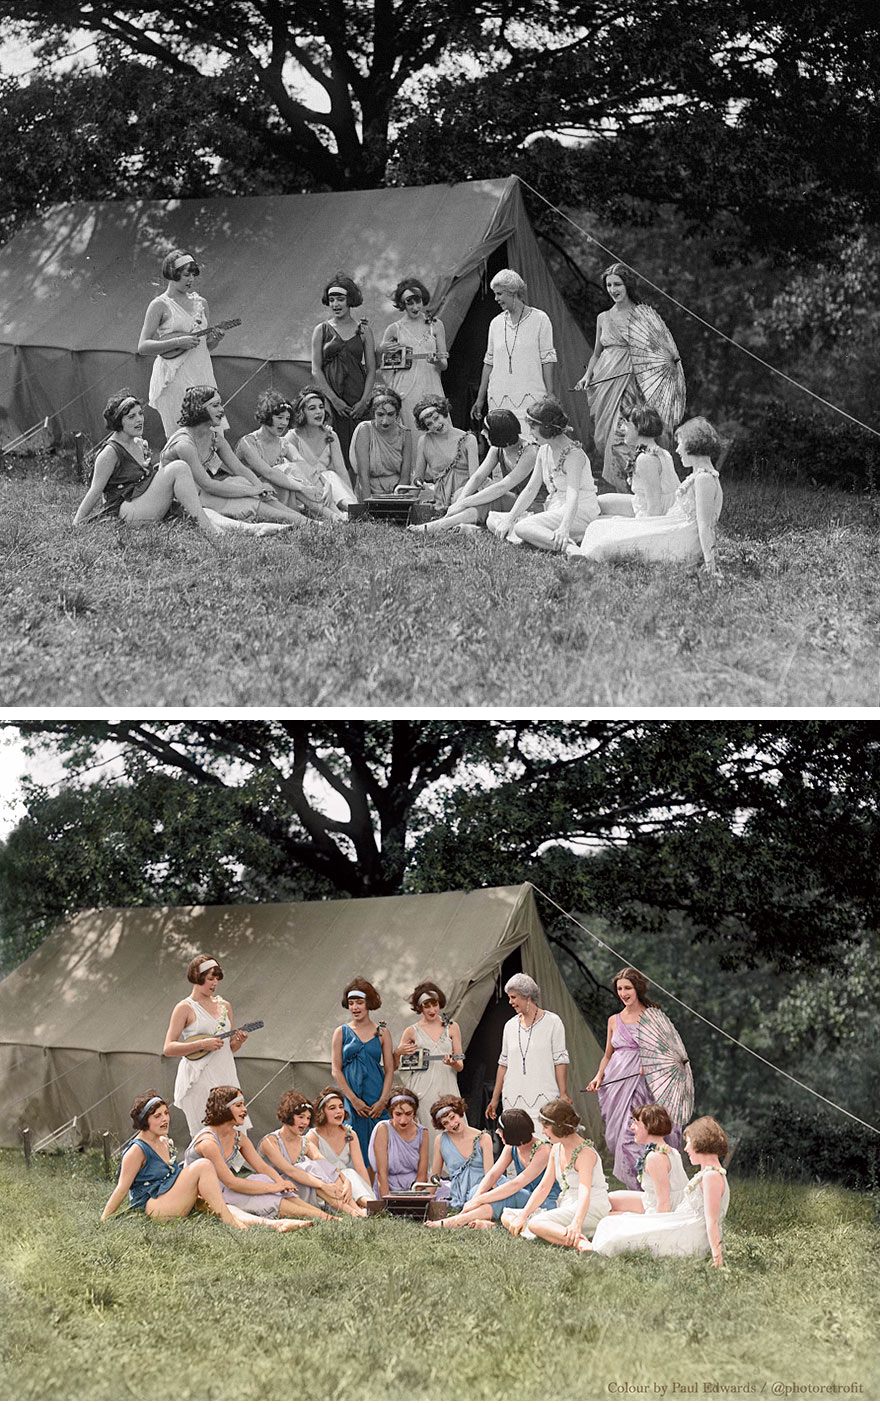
[
  {"xmin": 138, "ymin": 248, "xmax": 228, "ymax": 437},
  {"xmin": 163, "ymin": 952, "xmax": 251, "ymax": 1137},
  {"xmin": 394, "ymin": 982, "xmax": 462, "ymax": 1148},
  {"xmin": 378, "ymin": 278, "xmax": 447, "ymax": 433}
]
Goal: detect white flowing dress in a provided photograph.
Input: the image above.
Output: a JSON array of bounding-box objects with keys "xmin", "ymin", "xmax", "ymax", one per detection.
[
  {"xmin": 306, "ymin": 1129, "xmax": 377, "ymax": 1202},
  {"xmin": 148, "ymin": 292, "xmax": 219, "ymax": 436},
  {"xmin": 591, "ymin": 1165, "xmax": 729, "ymax": 1258},
  {"xmin": 515, "ymin": 1139, "xmax": 610, "ymax": 1237},
  {"xmin": 399, "ymin": 1023, "xmax": 460, "ymax": 1151},
  {"xmin": 484, "ymin": 308, "xmax": 557, "ymax": 436},
  {"xmin": 498, "ymin": 1010, "xmax": 570, "ymax": 1121},
  {"xmin": 172, "ymin": 996, "xmax": 251, "ymax": 1136},
  {"xmin": 579, "ymin": 466, "xmax": 722, "ymax": 564},
  {"xmin": 638, "ymin": 1143, "xmax": 689, "ymax": 1212}
]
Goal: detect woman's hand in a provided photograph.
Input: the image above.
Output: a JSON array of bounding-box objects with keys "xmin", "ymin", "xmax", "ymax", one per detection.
[
  {"xmin": 206, "ymin": 329, "xmax": 225, "ymax": 350},
  {"xmin": 442, "ymin": 1053, "xmax": 460, "ymax": 1066},
  {"xmin": 366, "ymin": 1099, "xmax": 387, "ymax": 1119},
  {"xmin": 585, "ymin": 1074, "xmax": 602, "ymax": 1092},
  {"xmin": 397, "ymin": 1035, "xmax": 418, "ymax": 1056},
  {"xmin": 564, "ymin": 1221, "xmax": 585, "ymax": 1247},
  {"xmin": 178, "ymin": 334, "xmax": 201, "ymax": 351},
  {"xmin": 229, "ymin": 1029, "xmax": 248, "ymax": 1053},
  {"xmin": 507, "ymin": 1211, "xmax": 527, "ymax": 1237},
  {"xmin": 485, "ymin": 1099, "xmax": 498, "ymax": 1120},
  {"xmin": 574, "ymin": 372, "xmax": 591, "ymax": 392},
  {"xmin": 470, "ymin": 397, "xmax": 485, "ymax": 421},
  {"xmin": 350, "ymin": 397, "xmax": 369, "ymax": 419},
  {"xmin": 203, "ymin": 1037, "xmax": 224, "ymax": 1053},
  {"xmin": 551, "ymin": 525, "xmax": 570, "ymax": 551}
]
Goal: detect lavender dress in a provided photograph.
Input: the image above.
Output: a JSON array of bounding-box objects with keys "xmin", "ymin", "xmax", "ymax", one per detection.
[
  {"xmin": 597, "ymin": 1016, "xmax": 652, "ymax": 1189},
  {"xmin": 263, "ymin": 1128, "xmax": 343, "ymax": 1207},
  {"xmin": 184, "ymin": 1128, "xmax": 283, "ymax": 1217},
  {"xmin": 368, "ymin": 1120, "xmax": 426, "ymax": 1191}
]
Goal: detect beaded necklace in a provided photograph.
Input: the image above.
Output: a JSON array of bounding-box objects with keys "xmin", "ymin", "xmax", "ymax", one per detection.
[{"xmin": 503, "ymin": 305, "xmax": 533, "ymax": 373}]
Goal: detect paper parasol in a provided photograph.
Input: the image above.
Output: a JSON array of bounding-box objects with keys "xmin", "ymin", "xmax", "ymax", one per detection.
[
  {"xmin": 628, "ymin": 306, "xmax": 687, "ymax": 432},
  {"xmin": 636, "ymin": 1007, "xmax": 694, "ymax": 1127}
]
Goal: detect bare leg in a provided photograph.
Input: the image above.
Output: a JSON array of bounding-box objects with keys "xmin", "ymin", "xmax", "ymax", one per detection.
[
  {"xmin": 426, "ymin": 1204, "xmax": 494, "ymax": 1228},
  {"xmin": 254, "ymin": 500, "xmax": 311, "ymax": 525},
  {"xmin": 145, "ymin": 1159, "xmax": 245, "ymax": 1229},
  {"xmin": 608, "ymin": 1190, "xmax": 645, "ymax": 1214},
  {"xmin": 279, "ymin": 1196, "xmax": 332, "ymax": 1221},
  {"xmin": 412, "ymin": 506, "xmax": 481, "ymax": 535},
  {"xmin": 121, "ymin": 461, "xmax": 223, "ymax": 544}
]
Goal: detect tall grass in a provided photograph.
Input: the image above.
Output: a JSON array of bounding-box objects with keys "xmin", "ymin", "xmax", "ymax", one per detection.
[
  {"xmin": 1, "ymin": 471, "xmax": 877, "ymax": 705},
  {"xmin": 0, "ymin": 1151, "xmax": 877, "ymax": 1401}
]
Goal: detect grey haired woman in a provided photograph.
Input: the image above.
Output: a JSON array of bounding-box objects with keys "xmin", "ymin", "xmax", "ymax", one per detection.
[
  {"xmin": 470, "ymin": 269, "xmax": 557, "ymax": 436},
  {"xmin": 486, "ymin": 974, "xmax": 572, "ymax": 1122}
]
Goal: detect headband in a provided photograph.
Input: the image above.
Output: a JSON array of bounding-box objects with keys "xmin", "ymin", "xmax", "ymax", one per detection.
[
  {"xmin": 317, "ymin": 1091, "xmax": 342, "ymax": 1110},
  {"xmin": 346, "ymin": 989, "xmax": 367, "ymax": 1000},
  {"xmin": 289, "ymin": 1104, "xmax": 312, "ymax": 1116},
  {"xmin": 418, "ymin": 991, "xmax": 440, "ymax": 1005},
  {"xmin": 198, "ymin": 958, "xmax": 219, "ymax": 974},
  {"xmin": 390, "ymin": 1093, "xmax": 417, "ymax": 1108},
  {"xmin": 116, "ymin": 396, "xmax": 140, "ymax": 418},
  {"xmin": 435, "ymin": 1104, "xmax": 458, "ymax": 1120},
  {"xmin": 138, "ymin": 1096, "xmax": 165, "ymax": 1126},
  {"xmin": 226, "ymin": 1093, "xmax": 245, "ymax": 1108},
  {"xmin": 327, "ymin": 285, "xmax": 349, "ymax": 296},
  {"xmin": 171, "ymin": 252, "xmax": 196, "ymax": 272}
]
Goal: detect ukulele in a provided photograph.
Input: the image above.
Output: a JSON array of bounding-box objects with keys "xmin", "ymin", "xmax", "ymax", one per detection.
[
  {"xmin": 159, "ymin": 317, "xmax": 242, "ymax": 359},
  {"xmin": 182, "ymin": 1019, "xmax": 264, "ymax": 1060},
  {"xmin": 398, "ymin": 1049, "xmax": 464, "ymax": 1072}
]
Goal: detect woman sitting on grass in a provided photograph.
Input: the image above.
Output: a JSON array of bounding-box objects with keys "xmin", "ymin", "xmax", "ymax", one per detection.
[
  {"xmin": 73, "ymin": 390, "xmax": 222, "ymax": 543},
  {"xmin": 100, "ymin": 1090, "xmax": 294, "ymax": 1230},
  {"xmin": 607, "ymin": 1104, "xmax": 688, "ymax": 1215},
  {"xmin": 430, "ymin": 1095, "xmax": 494, "ymax": 1208},
  {"xmin": 304, "ymin": 1087, "xmax": 377, "ymax": 1204},
  {"xmin": 234, "ymin": 389, "xmax": 331, "ymax": 521},
  {"xmin": 259, "ymin": 1089, "xmax": 365, "ymax": 1219},
  {"xmin": 502, "ymin": 1097, "xmax": 610, "ymax": 1250},
  {"xmin": 349, "ymin": 387, "xmax": 413, "ymax": 499},
  {"xmin": 496, "ymin": 397, "xmax": 599, "ymax": 552},
  {"xmin": 410, "ymin": 395, "xmax": 479, "ymax": 511},
  {"xmin": 408, "ymin": 409, "xmax": 537, "ymax": 536},
  {"xmin": 161, "ymin": 386, "xmax": 309, "ymax": 533},
  {"xmin": 283, "ymin": 386, "xmax": 360, "ymax": 518},
  {"xmin": 182, "ymin": 1085, "xmax": 314, "ymax": 1226},
  {"xmin": 595, "ymin": 406, "xmax": 680, "ymax": 520},
  {"xmin": 576, "ymin": 416, "xmax": 724, "ymax": 578},
  {"xmin": 586, "ymin": 1116, "xmax": 729, "ymax": 1266},
  {"xmin": 368, "ymin": 1088, "xmax": 429, "ymax": 1194},
  {"xmin": 427, "ymin": 1107, "xmax": 556, "ymax": 1230}
]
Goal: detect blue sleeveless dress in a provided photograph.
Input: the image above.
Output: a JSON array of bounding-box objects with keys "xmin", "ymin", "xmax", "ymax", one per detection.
[
  {"xmin": 341, "ymin": 1023, "xmax": 389, "ymax": 1161},
  {"xmin": 127, "ymin": 1136, "xmax": 183, "ymax": 1211},
  {"xmin": 440, "ymin": 1131, "xmax": 488, "ymax": 1208}
]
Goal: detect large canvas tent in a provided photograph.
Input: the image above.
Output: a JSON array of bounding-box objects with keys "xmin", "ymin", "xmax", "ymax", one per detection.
[
  {"xmin": 0, "ymin": 883, "xmax": 604, "ymax": 1150},
  {"xmin": 0, "ymin": 176, "xmax": 593, "ymax": 448}
]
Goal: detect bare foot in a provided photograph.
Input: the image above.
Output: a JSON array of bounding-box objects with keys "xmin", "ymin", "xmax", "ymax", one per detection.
[
  {"xmin": 274, "ymin": 1218, "xmax": 314, "ymax": 1232},
  {"xmin": 468, "ymin": 1219, "xmax": 495, "ymax": 1229},
  {"xmin": 576, "ymin": 1236, "xmax": 593, "ymax": 1253}
]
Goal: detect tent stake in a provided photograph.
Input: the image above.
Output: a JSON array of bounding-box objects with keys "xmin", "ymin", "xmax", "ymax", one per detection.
[
  {"xmin": 74, "ymin": 432, "xmax": 85, "ymax": 482},
  {"xmin": 102, "ymin": 1130, "xmax": 112, "ymax": 1178},
  {"xmin": 21, "ymin": 1126, "xmax": 32, "ymax": 1170}
]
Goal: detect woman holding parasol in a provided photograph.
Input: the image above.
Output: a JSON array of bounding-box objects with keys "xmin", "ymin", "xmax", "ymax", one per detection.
[
  {"xmin": 575, "ymin": 264, "xmax": 686, "ymax": 489},
  {"xmin": 585, "ymin": 967, "xmax": 692, "ymax": 1190}
]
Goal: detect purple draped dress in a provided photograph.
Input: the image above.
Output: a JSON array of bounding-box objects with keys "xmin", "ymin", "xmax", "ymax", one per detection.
[
  {"xmin": 368, "ymin": 1120, "xmax": 426, "ymax": 1191},
  {"xmin": 597, "ymin": 1015, "xmax": 652, "ymax": 1189}
]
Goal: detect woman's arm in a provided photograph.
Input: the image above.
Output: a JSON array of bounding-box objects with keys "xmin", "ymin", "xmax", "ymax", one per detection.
[
  {"xmin": 349, "ymin": 422, "xmax": 372, "ymax": 501},
  {"xmin": 507, "ymin": 1158, "xmax": 555, "ymax": 1235},
  {"xmin": 470, "ymin": 360, "xmax": 492, "ymax": 420},
  {"xmin": 215, "ymin": 436, "xmax": 269, "ymax": 491},
  {"xmin": 702, "ymin": 1170, "xmax": 726, "ymax": 1266},
  {"xmin": 393, "ymin": 1023, "xmax": 418, "ymax": 1070},
  {"xmin": 368, "ymin": 1025, "xmax": 395, "ymax": 1115},
  {"xmin": 237, "ymin": 437, "xmax": 296, "ymax": 494},
  {"xmin": 444, "ymin": 1020, "xmax": 464, "ymax": 1071},
  {"xmin": 550, "ymin": 1013, "xmax": 571, "ymax": 1101},
  {"xmin": 694, "ymin": 474, "xmax": 721, "ymax": 576},
  {"xmin": 575, "ymin": 319, "xmax": 604, "ymax": 390},
  {"xmin": 465, "ymin": 1145, "xmax": 513, "ymax": 1204},
  {"xmin": 100, "ymin": 1144, "xmax": 146, "ymax": 1220},
  {"xmin": 189, "ymin": 1132, "xmax": 257, "ymax": 1192},
  {"xmin": 413, "ymin": 432, "xmax": 429, "ymax": 484},
  {"xmin": 137, "ymin": 298, "xmax": 200, "ymax": 358},
  {"xmin": 501, "ymin": 458, "xmax": 543, "ymax": 534},
  {"xmin": 378, "ymin": 319, "xmax": 400, "ymax": 350},
  {"xmin": 175, "ymin": 440, "xmax": 255, "ymax": 500},
  {"xmin": 347, "ymin": 1128, "xmax": 373, "ymax": 1184},
  {"xmin": 634, "ymin": 452, "xmax": 663, "ymax": 516},
  {"xmin": 430, "ymin": 319, "xmax": 448, "ymax": 370},
  {"xmin": 310, "ymin": 324, "xmax": 349, "ymax": 415},
  {"xmin": 330, "ymin": 1025, "xmax": 367, "ymax": 1114},
  {"xmin": 162, "ymin": 1000, "xmax": 222, "ymax": 1059},
  {"xmin": 485, "ymin": 1062, "xmax": 506, "ymax": 1120},
  {"xmin": 646, "ymin": 1150, "xmax": 672, "ymax": 1213},
  {"xmin": 238, "ymin": 1134, "xmax": 294, "ymax": 1191},
  {"xmin": 474, "ymin": 1143, "xmax": 553, "ymax": 1207},
  {"xmin": 371, "ymin": 1121, "xmax": 391, "ymax": 1196},
  {"xmin": 324, "ymin": 430, "xmax": 351, "ymax": 483},
  {"xmin": 417, "ymin": 1129, "xmax": 429, "ymax": 1183},
  {"xmin": 356, "ymin": 325, "xmax": 377, "ymax": 411},
  {"xmin": 563, "ymin": 1146, "xmax": 596, "ymax": 1245},
  {"xmin": 552, "ymin": 447, "xmax": 587, "ymax": 548},
  {"xmin": 479, "ymin": 1131, "xmax": 494, "ymax": 1173},
  {"xmin": 431, "ymin": 1135, "xmax": 445, "ymax": 1179},
  {"xmin": 72, "ymin": 444, "xmax": 118, "ymax": 524},
  {"xmin": 456, "ymin": 443, "xmax": 538, "ymax": 514},
  {"xmin": 585, "ymin": 1015, "xmax": 616, "ymax": 1091}
]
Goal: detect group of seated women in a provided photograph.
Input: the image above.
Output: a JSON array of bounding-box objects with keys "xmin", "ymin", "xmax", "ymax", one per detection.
[{"xmin": 102, "ymin": 1082, "xmax": 730, "ymax": 1269}]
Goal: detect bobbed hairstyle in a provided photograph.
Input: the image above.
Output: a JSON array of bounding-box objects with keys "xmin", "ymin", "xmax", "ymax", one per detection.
[
  {"xmin": 178, "ymin": 385, "xmax": 219, "ymax": 427},
  {"xmin": 625, "ymin": 404, "xmax": 665, "ymax": 441},
  {"xmin": 498, "ymin": 1108, "xmax": 535, "ymax": 1147},
  {"xmin": 341, "ymin": 977, "xmax": 381, "ymax": 1011},
  {"xmin": 392, "ymin": 277, "xmax": 432, "ymax": 311},
  {"xmin": 676, "ymin": 416, "xmax": 721, "ymax": 459},
  {"xmin": 276, "ymin": 1089, "xmax": 314, "ymax": 1125},
  {"xmin": 369, "ymin": 386, "xmax": 403, "ymax": 418},
  {"xmin": 130, "ymin": 1089, "xmax": 167, "ymax": 1131},
  {"xmin": 102, "ymin": 388, "xmax": 142, "ymax": 432},
  {"xmin": 633, "ymin": 1103, "xmax": 673, "ymax": 1138},
  {"xmin": 161, "ymin": 248, "xmax": 199, "ymax": 281},
  {"xmin": 538, "ymin": 1098, "xmax": 582, "ymax": 1137},
  {"xmin": 254, "ymin": 388, "xmax": 291, "ymax": 426},
  {"xmin": 203, "ymin": 1085, "xmax": 244, "ymax": 1126},
  {"xmin": 613, "ymin": 966, "xmax": 658, "ymax": 1009},
  {"xmin": 388, "ymin": 1085, "xmax": 420, "ymax": 1113},
  {"xmin": 684, "ymin": 1115, "xmax": 729, "ymax": 1158},
  {"xmin": 408, "ymin": 980, "xmax": 447, "ymax": 1013},
  {"xmin": 322, "ymin": 273, "xmax": 363, "ymax": 308},
  {"xmin": 186, "ymin": 953, "xmax": 223, "ymax": 985},
  {"xmin": 430, "ymin": 1094, "xmax": 467, "ymax": 1129},
  {"xmin": 312, "ymin": 1085, "xmax": 348, "ymax": 1128},
  {"xmin": 485, "ymin": 408, "xmax": 522, "ymax": 449},
  {"xmin": 413, "ymin": 393, "xmax": 451, "ymax": 427},
  {"xmin": 525, "ymin": 396, "xmax": 571, "ymax": 438},
  {"xmin": 602, "ymin": 262, "xmax": 642, "ymax": 304},
  {"xmin": 290, "ymin": 385, "xmax": 330, "ymax": 428}
]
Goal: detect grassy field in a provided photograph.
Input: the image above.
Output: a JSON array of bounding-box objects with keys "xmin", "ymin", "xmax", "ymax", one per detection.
[
  {"xmin": 0, "ymin": 1151, "xmax": 877, "ymax": 1402},
  {"xmin": 1, "ymin": 468, "xmax": 878, "ymax": 706}
]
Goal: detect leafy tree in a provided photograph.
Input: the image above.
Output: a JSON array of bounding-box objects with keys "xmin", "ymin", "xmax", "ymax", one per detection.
[{"xmin": 2, "ymin": 721, "xmax": 879, "ymax": 976}]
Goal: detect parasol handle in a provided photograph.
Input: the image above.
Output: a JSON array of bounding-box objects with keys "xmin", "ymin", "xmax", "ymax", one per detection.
[
  {"xmin": 572, "ymin": 371, "xmax": 632, "ymax": 391},
  {"xmin": 582, "ymin": 1058, "xmax": 689, "ymax": 1092}
]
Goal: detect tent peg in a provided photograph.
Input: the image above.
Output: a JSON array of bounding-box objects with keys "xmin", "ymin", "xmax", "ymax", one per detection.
[
  {"xmin": 21, "ymin": 1126, "xmax": 32, "ymax": 1170},
  {"xmin": 74, "ymin": 432, "xmax": 85, "ymax": 482},
  {"xmin": 102, "ymin": 1130, "xmax": 112, "ymax": 1177}
]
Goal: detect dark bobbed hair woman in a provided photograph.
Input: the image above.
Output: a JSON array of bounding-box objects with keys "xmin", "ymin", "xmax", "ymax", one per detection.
[
  {"xmin": 606, "ymin": 1102, "xmax": 688, "ymax": 1216},
  {"xmin": 311, "ymin": 272, "xmax": 376, "ymax": 468},
  {"xmin": 330, "ymin": 979, "xmax": 393, "ymax": 1163},
  {"xmin": 303, "ymin": 1086, "xmax": 377, "ymax": 1204},
  {"xmin": 349, "ymin": 384, "xmax": 413, "ymax": 498},
  {"xmin": 409, "ymin": 394, "xmax": 478, "ymax": 512},
  {"xmin": 73, "ymin": 388, "xmax": 222, "ymax": 542},
  {"xmin": 589, "ymin": 402, "xmax": 681, "ymax": 522},
  {"xmin": 410, "ymin": 404, "xmax": 539, "ymax": 538},
  {"xmin": 138, "ymin": 247, "xmax": 227, "ymax": 438},
  {"xmin": 429, "ymin": 1093, "xmax": 494, "ymax": 1208},
  {"xmin": 502, "ymin": 1097, "xmax": 610, "ymax": 1249},
  {"xmin": 234, "ymin": 388, "xmax": 326, "ymax": 513},
  {"xmin": 162, "ymin": 951, "xmax": 251, "ymax": 1137},
  {"xmin": 368, "ymin": 1085, "xmax": 429, "ymax": 1194},
  {"xmin": 495, "ymin": 395, "xmax": 598, "ymax": 552},
  {"xmin": 427, "ymin": 1105, "xmax": 556, "ymax": 1232},
  {"xmin": 379, "ymin": 275, "xmax": 448, "ymax": 433}
]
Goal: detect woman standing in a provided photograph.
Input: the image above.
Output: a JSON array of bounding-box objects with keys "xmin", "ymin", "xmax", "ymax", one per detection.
[
  {"xmin": 330, "ymin": 979, "xmax": 394, "ymax": 1163},
  {"xmin": 496, "ymin": 398, "xmax": 598, "ymax": 552},
  {"xmin": 486, "ymin": 973, "xmax": 572, "ymax": 1123},
  {"xmin": 163, "ymin": 953, "xmax": 250, "ymax": 1137},
  {"xmin": 430, "ymin": 1096, "xmax": 494, "ymax": 1208},
  {"xmin": 72, "ymin": 389, "xmax": 221, "ymax": 543},
  {"xmin": 138, "ymin": 249, "xmax": 227, "ymax": 437},
  {"xmin": 349, "ymin": 387, "xmax": 413, "ymax": 499},
  {"xmin": 470, "ymin": 270, "xmax": 557, "ymax": 437},
  {"xmin": 183, "ymin": 1086, "xmax": 313, "ymax": 1225},
  {"xmin": 310, "ymin": 274, "xmax": 376, "ymax": 468},
  {"xmin": 503, "ymin": 1098, "xmax": 610, "ymax": 1249},
  {"xmin": 368, "ymin": 1088, "xmax": 430, "ymax": 1193},
  {"xmin": 575, "ymin": 263, "xmax": 685, "ymax": 490},
  {"xmin": 379, "ymin": 278, "xmax": 448, "ymax": 433},
  {"xmin": 587, "ymin": 1116, "xmax": 730, "ymax": 1266},
  {"xmin": 394, "ymin": 982, "xmax": 463, "ymax": 1146},
  {"xmin": 284, "ymin": 387, "xmax": 360, "ymax": 516},
  {"xmin": 304, "ymin": 1087, "xmax": 377, "ymax": 1203},
  {"xmin": 411, "ymin": 395, "xmax": 478, "ymax": 510}
]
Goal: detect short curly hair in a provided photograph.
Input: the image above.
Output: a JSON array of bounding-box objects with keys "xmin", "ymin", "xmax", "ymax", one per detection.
[
  {"xmin": 341, "ymin": 978, "xmax": 381, "ymax": 1011},
  {"xmin": 430, "ymin": 1094, "xmax": 466, "ymax": 1129},
  {"xmin": 203, "ymin": 1085, "xmax": 244, "ymax": 1126},
  {"xmin": 290, "ymin": 386, "xmax": 330, "ymax": 429},
  {"xmin": 676, "ymin": 416, "xmax": 721, "ymax": 459},
  {"xmin": 684, "ymin": 1116, "xmax": 729, "ymax": 1158},
  {"xmin": 321, "ymin": 273, "xmax": 363, "ymax": 308},
  {"xmin": 186, "ymin": 953, "xmax": 223, "ymax": 985},
  {"xmin": 312, "ymin": 1086, "xmax": 348, "ymax": 1127},
  {"xmin": 254, "ymin": 388, "xmax": 292, "ymax": 426},
  {"xmin": 178, "ymin": 385, "xmax": 219, "ymax": 427},
  {"xmin": 633, "ymin": 1103, "xmax": 673, "ymax": 1138},
  {"xmin": 537, "ymin": 1098, "xmax": 581, "ymax": 1137},
  {"xmin": 130, "ymin": 1090, "xmax": 168, "ymax": 1131},
  {"xmin": 408, "ymin": 981, "xmax": 447, "ymax": 1013},
  {"xmin": 102, "ymin": 388, "xmax": 142, "ymax": 432},
  {"xmin": 391, "ymin": 277, "xmax": 432, "ymax": 311},
  {"xmin": 276, "ymin": 1089, "xmax": 314, "ymax": 1125},
  {"xmin": 368, "ymin": 386, "xmax": 402, "ymax": 418},
  {"xmin": 413, "ymin": 394, "xmax": 450, "ymax": 428},
  {"xmin": 388, "ymin": 1086, "xmax": 420, "ymax": 1113}
]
